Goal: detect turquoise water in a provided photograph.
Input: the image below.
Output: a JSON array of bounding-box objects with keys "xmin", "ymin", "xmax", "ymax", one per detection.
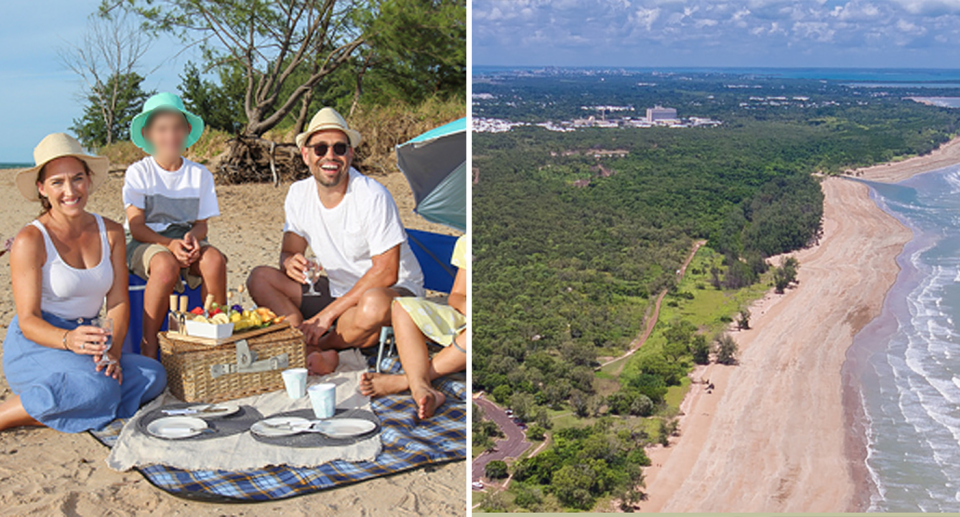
[
  {"xmin": 850, "ymin": 168, "xmax": 960, "ymax": 511},
  {"xmin": 0, "ymin": 163, "xmax": 31, "ymax": 169}
]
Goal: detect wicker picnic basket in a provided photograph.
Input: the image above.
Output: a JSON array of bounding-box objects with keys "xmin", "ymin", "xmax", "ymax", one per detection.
[{"xmin": 159, "ymin": 326, "xmax": 307, "ymax": 403}]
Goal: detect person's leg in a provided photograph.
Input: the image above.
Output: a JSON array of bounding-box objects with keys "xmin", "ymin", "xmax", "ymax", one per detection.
[
  {"xmin": 142, "ymin": 251, "xmax": 182, "ymax": 358},
  {"xmin": 0, "ymin": 396, "xmax": 42, "ymax": 432},
  {"xmin": 189, "ymin": 246, "xmax": 228, "ymax": 305},
  {"xmin": 392, "ymin": 303, "xmax": 447, "ymax": 419},
  {"xmin": 247, "ymin": 266, "xmax": 307, "ymax": 326},
  {"xmin": 117, "ymin": 355, "xmax": 167, "ymax": 417},
  {"xmin": 358, "ymin": 307, "xmax": 467, "ymax": 401},
  {"xmin": 318, "ymin": 287, "xmax": 402, "ymax": 350},
  {"xmin": 306, "ymin": 350, "xmax": 340, "ymax": 375}
]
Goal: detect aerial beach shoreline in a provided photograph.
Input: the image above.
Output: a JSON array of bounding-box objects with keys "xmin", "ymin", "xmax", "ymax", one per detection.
[{"xmin": 638, "ymin": 135, "xmax": 960, "ymax": 513}]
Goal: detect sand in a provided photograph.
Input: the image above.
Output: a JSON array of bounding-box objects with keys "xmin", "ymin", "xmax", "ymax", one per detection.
[
  {"xmin": 0, "ymin": 169, "xmax": 463, "ymax": 516},
  {"xmin": 850, "ymin": 135, "xmax": 960, "ymax": 183},
  {"xmin": 639, "ymin": 176, "xmax": 912, "ymax": 512}
]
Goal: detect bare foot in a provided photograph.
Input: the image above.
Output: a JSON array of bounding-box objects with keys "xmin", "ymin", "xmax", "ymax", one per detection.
[
  {"xmin": 412, "ymin": 386, "xmax": 446, "ymax": 419},
  {"xmin": 306, "ymin": 350, "xmax": 339, "ymax": 375},
  {"xmin": 358, "ymin": 372, "xmax": 410, "ymax": 397}
]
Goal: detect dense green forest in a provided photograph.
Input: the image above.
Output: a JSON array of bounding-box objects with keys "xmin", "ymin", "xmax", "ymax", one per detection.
[{"xmin": 472, "ymin": 71, "xmax": 960, "ymax": 512}]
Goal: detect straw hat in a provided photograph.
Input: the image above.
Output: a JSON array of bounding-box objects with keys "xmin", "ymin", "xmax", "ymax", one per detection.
[
  {"xmin": 16, "ymin": 133, "xmax": 109, "ymax": 202},
  {"xmin": 295, "ymin": 107, "xmax": 362, "ymax": 150},
  {"xmin": 130, "ymin": 92, "xmax": 205, "ymax": 155}
]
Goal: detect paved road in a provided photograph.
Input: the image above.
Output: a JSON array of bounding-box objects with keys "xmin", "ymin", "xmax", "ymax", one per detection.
[
  {"xmin": 471, "ymin": 397, "xmax": 531, "ymax": 482},
  {"xmin": 596, "ymin": 240, "xmax": 706, "ymax": 371}
]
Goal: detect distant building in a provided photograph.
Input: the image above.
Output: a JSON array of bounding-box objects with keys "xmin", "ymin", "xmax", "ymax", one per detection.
[{"xmin": 646, "ymin": 105, "xmax": 678, "ymax": 122}]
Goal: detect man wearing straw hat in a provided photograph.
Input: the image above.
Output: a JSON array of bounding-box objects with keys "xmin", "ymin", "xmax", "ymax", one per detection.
[{"xmin": 247, "ymin": 108, "xmax": 424, "ymax": 375}]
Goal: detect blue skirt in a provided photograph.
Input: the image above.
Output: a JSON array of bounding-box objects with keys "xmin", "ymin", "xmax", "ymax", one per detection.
[{"xmin": 2, "ymin": 313, "xmax": 167, "ymax": 433}]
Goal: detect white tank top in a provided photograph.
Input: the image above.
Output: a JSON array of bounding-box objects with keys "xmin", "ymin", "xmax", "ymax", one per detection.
[{"xmin": 30, "ymin": 214, "xmax": 114, "ymax": 320}]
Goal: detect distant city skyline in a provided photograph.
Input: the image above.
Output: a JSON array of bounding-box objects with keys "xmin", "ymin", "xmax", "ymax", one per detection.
[{"xmin": 473, "ymin": 0, "xmax": 960, "ymax": 69}]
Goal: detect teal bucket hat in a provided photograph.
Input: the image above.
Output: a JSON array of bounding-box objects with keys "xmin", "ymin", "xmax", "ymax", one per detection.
[{"xmin": 130, "ymin": 92, "xmax": 205, "ymax": 155}]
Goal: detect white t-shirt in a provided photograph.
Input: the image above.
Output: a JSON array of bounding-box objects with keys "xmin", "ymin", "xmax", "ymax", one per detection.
[
  {"xmin": 122, "ymin": 156, "xmax": 220, "ymax": 233},
  {"xmin": 283, "ymin": 169, "xmax": 425, "ymax": 298}
]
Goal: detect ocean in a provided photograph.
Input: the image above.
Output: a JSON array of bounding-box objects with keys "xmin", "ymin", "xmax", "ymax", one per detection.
[{"xmin": 849, "ymin": 168, "xmax": 960, "ymax": 512}]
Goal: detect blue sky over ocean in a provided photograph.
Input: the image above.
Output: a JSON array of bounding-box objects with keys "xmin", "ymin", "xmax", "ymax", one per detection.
[
  {"xmin": 473, "ymin": 0, "xmax": 960, "ymax": 68},
  {"xmin": 0, "ymin": 1, "xmax": 200, "ymax": 163}
]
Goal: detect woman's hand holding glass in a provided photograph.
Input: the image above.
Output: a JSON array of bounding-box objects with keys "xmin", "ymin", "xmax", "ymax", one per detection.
[{"xmin": 64, "ymin": 326, "xmax": 109, "ymax": 356}]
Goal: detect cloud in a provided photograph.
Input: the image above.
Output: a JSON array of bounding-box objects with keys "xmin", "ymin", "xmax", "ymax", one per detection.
[{"xmin": 473, "ymin": 0, "xmax": 960, "ymax": 67}]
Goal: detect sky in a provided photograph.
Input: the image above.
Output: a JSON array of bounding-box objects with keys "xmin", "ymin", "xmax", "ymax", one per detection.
[
  {"xmin": 0, "ymin": 1, "xmax": 202, "ymax": 163},
  {"xmin": 473, "ymin": 0, "xmax": 960, "ymax": 69}
]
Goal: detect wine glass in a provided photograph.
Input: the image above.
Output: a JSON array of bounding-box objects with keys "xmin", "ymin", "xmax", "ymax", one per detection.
[
  {"xmin": 94, "ymin": 317, "xmax": 117, "ymax": 368},
  {"xmin": 304, "ymin": 251, "xmax": 322, "ymax": 297}
]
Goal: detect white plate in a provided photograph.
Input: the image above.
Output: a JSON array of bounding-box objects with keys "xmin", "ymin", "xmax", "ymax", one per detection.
[
  {"xmin": 314, "ymin": 418, "xmax": 377, "ymax": 438},
  {"xmin": 250, "ymin": 416, "xmax": 312, "ymax": 437},
  {"xmin": 191, "ymin": 403, "xmax": 240, "ymax": 418},
  {"xmin": 147, "ymin": 416, "xmax": 208, "ymax": 439}
]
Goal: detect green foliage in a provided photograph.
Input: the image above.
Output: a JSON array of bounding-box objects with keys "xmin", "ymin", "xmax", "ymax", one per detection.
[
  {"xmin": 178, "ymin": 61, "xmax": 245, "ymax": 134},
  {"xmin": 71, "ymin": 72, "xmax": 153, "ymax": 148},
  {"xmin": 691, "ymin": 334, "xmax": 711, "ymax": 365},
  {"xmin": 486, "ymin": 460, "xmax": 509, "ymax": 479},
  {"xmin": 491, "ymin": 385, "xmax": 512, "ymax": 406},
  {"xmin": 774, "ymin": 256, "xmax": 800, "ymax": 294},
  {"xmin": 737, "ymin": 308, "xmax": 751, "ymax": 330},
  {"xmin": 513, "ymin": 422, "xmax": 647, "ymax": 511},
  {"xmin": 527, "ymin": 424, "xmax": 547, "ymax": 441},
  {"xmin": 606, "ymin": 390, "xmax": 654, "ymax": 417},
  {"xmin": 479, "ymin": 491, "xmax": 509, "ymax": 513},
  {"xmin": 514, "ymin": 485, "xmax": 544, "ymax": 511},
  {"xmin": 716, "ymin": 334, "xmax": 739, "ymax": 365}
]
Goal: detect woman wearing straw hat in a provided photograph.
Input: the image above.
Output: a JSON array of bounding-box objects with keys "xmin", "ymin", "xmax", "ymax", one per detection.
[{"xmin": 0, "ymin": 133, "xmax": 167, "ymax": 432}]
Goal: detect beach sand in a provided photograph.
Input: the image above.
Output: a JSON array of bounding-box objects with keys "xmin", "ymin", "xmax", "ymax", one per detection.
[
  {"xmin": 639, "ymin": 176, "xmax": 911, "ymax": 512},
  {"xmin": 850, "ymin": 136, "xmax": 960, "ymax": 183},
  {"xmin": 0, "ymin": 169, "xmax": 463, "ymax": 516}
]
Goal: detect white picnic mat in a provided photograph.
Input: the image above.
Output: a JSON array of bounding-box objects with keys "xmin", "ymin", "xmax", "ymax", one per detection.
[{"xmin": 106, "ymin": 349, "xmax": 381, "ymax": 471}]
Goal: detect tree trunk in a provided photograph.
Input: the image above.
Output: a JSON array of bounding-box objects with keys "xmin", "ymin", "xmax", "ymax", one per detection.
[{"xmin": 293, "ymin": 87, "xmax": 315, "ymax": 135}]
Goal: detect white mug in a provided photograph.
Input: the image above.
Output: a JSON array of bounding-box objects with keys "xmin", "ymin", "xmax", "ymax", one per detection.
[{"xmin": 308, "ymin": 383, "xmax": 337, "ymax": 419}]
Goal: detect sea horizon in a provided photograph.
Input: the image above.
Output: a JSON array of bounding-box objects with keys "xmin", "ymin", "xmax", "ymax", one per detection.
[{"xmin": 474, "ymin": 65, "xmax": 960, "ymax": 84}]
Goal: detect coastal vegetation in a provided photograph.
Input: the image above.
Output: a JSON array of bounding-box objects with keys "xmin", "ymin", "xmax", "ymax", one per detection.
[
  {"xmin": 472, "ymin": 71, "xmax": 960, "ymax": 511},
  {"xmin": 67, "ymin": 1, "xmax": 466, "ymax": 179}
]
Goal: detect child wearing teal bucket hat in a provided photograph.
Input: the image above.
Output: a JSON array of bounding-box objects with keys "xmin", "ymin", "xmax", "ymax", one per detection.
[{"xmin": 122, "ymin": 92, "xmax": 228, "ymax": 358}]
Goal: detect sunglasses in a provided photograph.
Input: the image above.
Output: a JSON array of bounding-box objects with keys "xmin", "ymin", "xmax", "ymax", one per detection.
[{"xmin": 306, "ymin": 142, "xmax": 349, "ymax": 157}]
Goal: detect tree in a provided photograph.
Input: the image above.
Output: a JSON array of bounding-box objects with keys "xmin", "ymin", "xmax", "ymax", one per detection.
[
  {"xmin": 178, "ymin": 61, "xmax": 245, "ymax": 134},
  {"xmin": 60, "ymin": 13, "xmax": 154, "ymax": 147},
  {"xmin": 527, "ymin": 424, "xmax": 546, "ymax": 441},
  {"xmin": 510, "ymin": 392, "xmax": 535, "ymax": 421},
  {"xmin": 552, "ymin": 463, "xmax": 598, "ymax": 510},
  {"xmin": 736, "ymin": 308, "xmax": 751, "ymax": 330},
  {"xmin": 628, "ymin": 393, "xmax": 654, "ymax": 417},
  {"xmin": 485, "ymin": 460, "xmax": 509, "ymax": 479},
  {"xmin": 71, "ymin": 73, "xmax": 153, "ymax": 148},
  {"xmin": 491, "ymin": 385, "xmax": 512, "ymax": 406},
  {"xmin": 479, "ymin": 491, "xmax": 509, "ymax": 513},
  {"xmin": 570, "ymin": 388, "xmax": 589, "ymax": 418},
  {"xmin": 657, "ymin": 419, "xmax": 670, "ymax": 447},
  {"xmin": 110, "ymin": 0, "xmax": 464, "ymax": 137},
  {"xmin": 773, "ymin": 256, "xmax": 799, "ymax": 294},
  {"xmin": 716, "ymin": 334, "xmax": 739, "ymax": 365},
  {"xmin": 691, "ymin": 334, "xmax": 710, "ymax": 365}
]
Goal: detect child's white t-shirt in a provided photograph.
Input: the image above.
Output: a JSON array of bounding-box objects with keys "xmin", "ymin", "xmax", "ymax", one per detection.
[
  {"xmin": 122, "ymin": 156, "xmax": 220, "ymax": 233},
  {"xmin": 283, "ymin": 169, "xmax": 425, "ymax": 298}
]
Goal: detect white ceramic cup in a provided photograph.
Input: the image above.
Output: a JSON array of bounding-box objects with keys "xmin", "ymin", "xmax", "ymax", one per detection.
[
  {"xmin": 281, "ymin": 368, "xmax": 308, "ymax": 399},
  {"xmin": 308, "ymin": 383, "xmax": 337, "ymax": 419}
]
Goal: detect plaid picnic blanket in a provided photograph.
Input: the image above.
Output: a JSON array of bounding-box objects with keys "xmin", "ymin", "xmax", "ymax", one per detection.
[{"xmin": 89, "ymin": 356, "xmax": 466, "ymax": 502}]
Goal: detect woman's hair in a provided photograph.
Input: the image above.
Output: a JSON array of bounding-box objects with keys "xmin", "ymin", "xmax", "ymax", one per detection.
[{"xmin": 37, "ymin": 158, "xmax": 93, "ymax": 215}]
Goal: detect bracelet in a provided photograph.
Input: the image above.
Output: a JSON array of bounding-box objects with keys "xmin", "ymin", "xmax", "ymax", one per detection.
[{"xmin": 62, "ymin": 330, "xmax": 70, "ymax": 351}]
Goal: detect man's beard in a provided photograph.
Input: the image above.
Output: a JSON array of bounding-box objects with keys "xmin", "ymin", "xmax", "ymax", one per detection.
[{"xmin": 311, "ymin": 160, "xmax": 348, "ymax": 187}]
